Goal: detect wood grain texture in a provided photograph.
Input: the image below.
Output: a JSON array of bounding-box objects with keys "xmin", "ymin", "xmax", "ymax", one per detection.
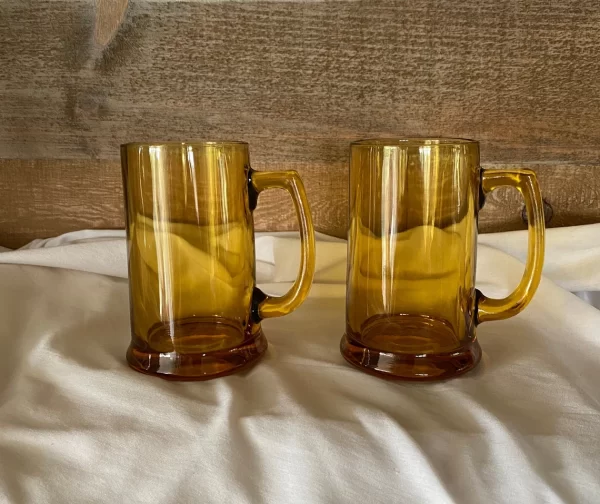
[
  {"xmin": 1, "ymin": 159, "xmax": 598, "ymax": 249},
  {"xmin": 0, "ymin": 0, "xmax": 599, "ymax": 244},
  {"xmin": 94, "ymin": 0, "xmax": 129, "ymax": 49},
  {"xmin": 0, "ymin": 160, "xmax": 124, "ymax": 248},
  {"xmin": 1, "ymin": 0, "xmax": 599, "ymax": 161}
]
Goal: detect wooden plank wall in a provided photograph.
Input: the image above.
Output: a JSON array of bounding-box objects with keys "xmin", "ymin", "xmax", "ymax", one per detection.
[{"xmin": 0, "ymin": 0, "xmax": 599, "ymax": 248}]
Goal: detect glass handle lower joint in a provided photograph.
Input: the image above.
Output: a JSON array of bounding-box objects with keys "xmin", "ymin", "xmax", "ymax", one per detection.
[{"xmin": 251, "ymin": 287, "xmax": 268, "ymax": 323}]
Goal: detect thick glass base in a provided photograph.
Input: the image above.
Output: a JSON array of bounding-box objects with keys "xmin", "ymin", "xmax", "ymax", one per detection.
[
  {"xmin": 127, "ymin": 326, "xmax": 268, "ymax": 381},
  {"xmin": 340, "ymin": 333, "xmax": 482, "ymax": 381}
]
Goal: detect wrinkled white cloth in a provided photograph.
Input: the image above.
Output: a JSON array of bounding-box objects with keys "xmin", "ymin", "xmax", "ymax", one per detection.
[{"xmin": 0, "ymin": 226, "xmax": 599, "ymax": 504}]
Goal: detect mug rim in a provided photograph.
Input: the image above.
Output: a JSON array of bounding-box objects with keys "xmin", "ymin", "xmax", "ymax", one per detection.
[
  {"xmin": 121, "ymin": 140, "xmax": 249, "ymax": 148},
  {"xmin": 351, "ymin": 137, "xmax": 478, "ymax": 147}
]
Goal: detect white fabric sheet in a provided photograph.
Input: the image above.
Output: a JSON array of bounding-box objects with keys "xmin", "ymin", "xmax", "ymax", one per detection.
[{"xmin": 0, "ymin": 226, "xmax": 599, "ymax": 503}]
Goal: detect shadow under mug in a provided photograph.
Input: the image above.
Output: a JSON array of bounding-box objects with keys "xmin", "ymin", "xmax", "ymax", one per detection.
[
  {"xmin": 341, "ymin": 138, "xmax": 545, "ymax": 381},
  {"xmin": 121, "ymin": 141, "xmax": 316, "ymax": 380}
]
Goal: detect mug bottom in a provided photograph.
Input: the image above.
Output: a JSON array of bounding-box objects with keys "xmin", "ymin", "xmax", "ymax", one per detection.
[
  {"xmin": 340, "ymin": 332, "xmax": 482, "ymax": 381},
  {"xmin": 127, "ymin": 320, "xmax": 268, "ymax": 381}
]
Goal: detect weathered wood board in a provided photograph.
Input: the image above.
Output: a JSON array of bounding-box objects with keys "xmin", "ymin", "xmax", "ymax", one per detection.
[
  {"xmin": 1, "ymin": 0, "xmax": 599, "ymax": 247},
  {"xmin": 1, "ymin": 159, "xmax": 597, "ymax": 248}
]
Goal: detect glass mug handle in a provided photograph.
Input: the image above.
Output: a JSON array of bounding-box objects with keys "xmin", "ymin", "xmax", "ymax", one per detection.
[
  {"xmin": 477, "ymin": 168, "xmax": 546, "ymax": 323},
  {"xmin": 248, "ymin": 169, "xmax": 316, "ymax": 321}
]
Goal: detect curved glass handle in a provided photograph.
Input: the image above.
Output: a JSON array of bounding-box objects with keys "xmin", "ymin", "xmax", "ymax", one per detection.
[
  {"xmin": 249, "ymin": 170, "xmax": 316, "ymax": 320},
  {"xmin": 477, "ymin": 168, "xmax": 545, "ymax": 324}
]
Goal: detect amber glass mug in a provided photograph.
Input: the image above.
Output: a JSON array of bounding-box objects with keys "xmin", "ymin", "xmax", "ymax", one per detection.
[
  {"xmin": 122, "ymin": 141, "xmax": 315, "ymax": 380},
  {"xmin": 341, "ymin": 138, "xmax": 545, "ymax": 381}
]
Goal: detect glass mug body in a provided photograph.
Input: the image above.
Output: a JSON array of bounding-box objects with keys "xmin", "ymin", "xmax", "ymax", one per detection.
[
  {"xmin": 341, "ymin": 139, "xmax": 545, "ymax": 381},
  {"xmin": 122, "ymin": 142, "xmax": 315, "ymax": 380}
]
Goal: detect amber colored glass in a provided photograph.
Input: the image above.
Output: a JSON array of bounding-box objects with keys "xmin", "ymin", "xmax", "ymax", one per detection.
[
  {"xmin": 121, "ymin": 141, "xmax": 315, "ymax": 380},
  {"xmin": 341, "ymin": 139, "xmax": 545, "ymax": 381}
]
